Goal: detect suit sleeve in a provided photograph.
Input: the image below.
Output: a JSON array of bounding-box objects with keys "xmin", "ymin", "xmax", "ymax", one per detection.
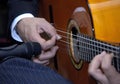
[
  {"xmin": 6, "ymin": 0, "xmax": 39, "ymax": 42},
  {"xmin": 7, "ymin": 0, "xmax": 39, "ymax": 28}
]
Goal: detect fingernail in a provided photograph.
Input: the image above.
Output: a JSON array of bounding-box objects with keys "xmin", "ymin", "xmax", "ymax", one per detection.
[
  {"xmin": 56, "ymin": 46, "xmax": 59, "ymax": 49},
  {"xmin": 56, "ymin": 34, "xmax": 62, "ymax": 40},
  {"xmin": 110, "ymin": 53, "xmax": 114, "ymax": 57},
  {"xmin": 101, "ymin": 51, "xmax": 106, "ymax": 56}
]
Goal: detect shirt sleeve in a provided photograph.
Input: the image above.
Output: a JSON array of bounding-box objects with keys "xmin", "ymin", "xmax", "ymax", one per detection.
[{"xmin": 11, "ymin": 13, "xmax": 34, "ymax": 42}]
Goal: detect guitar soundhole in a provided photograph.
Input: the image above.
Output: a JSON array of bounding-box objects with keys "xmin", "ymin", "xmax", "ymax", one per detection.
[
  {"xmin": 67, "ymin": 19, "xmax": 83, "ymax": 70},
  {"xmin": 71, "ymin": 27, "xmax": 80, "ymax": 62}
]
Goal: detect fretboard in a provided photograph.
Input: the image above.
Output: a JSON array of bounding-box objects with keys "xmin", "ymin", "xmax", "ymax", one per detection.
[{"xmin": 73, "ymin": 33, "xmax": 120, "ymax": 71}]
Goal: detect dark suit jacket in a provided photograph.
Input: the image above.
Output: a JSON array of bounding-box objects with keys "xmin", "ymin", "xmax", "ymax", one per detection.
[
  {"xmin": 0, "ymin": 0, "xmax": 39, "ymax": 44},
  {"xmin": 7, "ymin": 0, "xmax": 39, "ymax": 27}
]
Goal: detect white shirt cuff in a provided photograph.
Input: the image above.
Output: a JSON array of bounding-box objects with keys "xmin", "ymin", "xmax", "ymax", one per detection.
[{"xmin": 11, "ymin": 13, "xmax": 34, "ymax": 42}]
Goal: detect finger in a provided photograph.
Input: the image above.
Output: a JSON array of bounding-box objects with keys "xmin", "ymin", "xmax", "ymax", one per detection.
[
  {"xmin": 39, "ymin": 19, "xmax": 57, "ymax": 37},
  {"xmin": 43, "ymin": 61, "xmax": 50, "ymax": 66},
  {"xmin": 40, "ymin": 36, "xmax": 57, "ymax": 50},
  {"xmin": 31, "ymin": 33, "xmax": 56, "ymax": 50},
  {"xmin": 101, "ymin": 53, "xmax": 118, "ymax": 79},
  {"xmin": 38, "ymin": 46, "xmax": 59, "ymax": 60},
  {"xmin": 88, "ymin": 51, "xmax": 107, "ymax": 80},
  {"xmin": 32, "ymin": 58, "xmax": 49, "ymax": 65},
  {"xmin": 101, "ymin": 53, "xmax": 114, "ymax": 71},
  {"xmin": 38, "ymin": 19, "xmax": 62, "ymax": 41},
  {"xmin": 89, "ymin": 51, "xmax": 106, "ymax": 72},
  {"xmin": 43, "ymin": 36, "xmax": 56, "ymax": 50}
]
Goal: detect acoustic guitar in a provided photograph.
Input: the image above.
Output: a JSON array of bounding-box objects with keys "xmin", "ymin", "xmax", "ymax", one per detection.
[{"xmin": 40, "ymin": 0, "xmax": 120, "ymax": 84}]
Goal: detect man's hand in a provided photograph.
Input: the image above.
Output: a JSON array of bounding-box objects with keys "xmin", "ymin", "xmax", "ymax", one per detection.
[
  {"xmin": 16, "ymin": 17, "xmax": 60, "ymax": 65},
  {"xmin": 88, "ymin": 51, "xmax": 120, "ymax": 84}
]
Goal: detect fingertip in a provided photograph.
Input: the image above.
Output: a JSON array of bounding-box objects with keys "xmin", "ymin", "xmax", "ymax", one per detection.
[
  {"xmin": 100, "ymin": 51, "xmax": 106, "ymax": 56},
  {"xmin": 110, "ymin": 53, "xmax": 114, "ymax": 57},
  {"xmin": 53, "ymin": 46, "xmax": 59, "ymax": 50},
  {"xmin": 108, "ymin": 53, "xmax": 114, "ymax": 60}
]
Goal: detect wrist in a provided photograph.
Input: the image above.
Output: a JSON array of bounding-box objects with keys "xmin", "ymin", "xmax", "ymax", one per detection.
[{"xmin": 11, "ymin": 13, "xmax": 34, "ymax": 42}]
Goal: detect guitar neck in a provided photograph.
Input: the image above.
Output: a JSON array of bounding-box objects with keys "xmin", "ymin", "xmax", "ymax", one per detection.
[{"xmin": 76, "ymin": 33, "xmax": 120, "ymax": 71}]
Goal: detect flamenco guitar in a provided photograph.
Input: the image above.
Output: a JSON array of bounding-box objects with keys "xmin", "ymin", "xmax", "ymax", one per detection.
[
  {"xmin": 67, "ymin": 0, "xmax": 120, "ymax": 72},
  {"xmin": 40, "ymin": 0, "xmax": 120, "ymax": 84}
]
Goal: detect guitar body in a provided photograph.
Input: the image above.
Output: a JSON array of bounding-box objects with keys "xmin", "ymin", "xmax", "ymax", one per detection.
[
  {"xmin": 89, "ymin": 0, "xmax": 120, "ymax": 43},
  {"xmin": 39, "ymin": 0, "xmax": 120, "ymax": 84}
]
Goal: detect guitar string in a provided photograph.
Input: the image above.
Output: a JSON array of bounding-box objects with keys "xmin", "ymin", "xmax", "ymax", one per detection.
[
  {"xmin": 55, "ymin": 28, "xmax": 120, "ymax": 59},
  {"xmin": 58, "ymin": 36, "xmax": 120, "ymax": 59},
  {"xmin": 56, "ymin": 28, "xmax": 118, "ymax": 49},
  {"xmin": 56, "ymin": 29, "xmax": 119, "ymax": 51}
]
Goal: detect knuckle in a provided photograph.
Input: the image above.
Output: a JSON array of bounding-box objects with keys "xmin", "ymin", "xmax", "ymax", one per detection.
[
  {"xmin": 40, "ymin": 18, "xmax": 46, "ymax": 21},
  {"xmin": 88, "ymin": 68, "xmax": 94, "ymax": 75},
  {"xmin": 41, "ymin": 44, "xmax": 46, "ymax": 50},
  {"xmin": 101, "ymin": 64, "xmax": 110, "ymax": 71},
  {"xmin": 88, "ymin": 66, "xmax": 94, "ymax": 74}
]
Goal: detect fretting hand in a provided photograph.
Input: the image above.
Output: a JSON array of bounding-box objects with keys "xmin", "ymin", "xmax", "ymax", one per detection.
[{"xmin": 88, "ymin": 51, "xmax": 120, "ymax": 84}]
